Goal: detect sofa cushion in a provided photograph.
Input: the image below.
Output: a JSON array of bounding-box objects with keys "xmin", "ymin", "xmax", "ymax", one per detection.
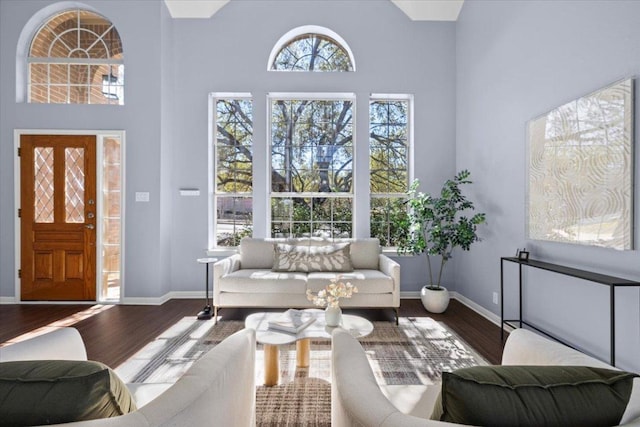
[
  {"xmin": 239, "ymin": 238, "xmax": 275, "ymax": 269},
  {"xmin": 0, "ymin": 359, "xmax": 136, "ymax": 426},
  {"xmin": 349, "ymin": 239, "xmax": 380, "ymax": 270},
  {"xmin": 307, "ymin": 270, "xmax": 393, "ymax": 293},
  {"xmin": 272, "ymin": 242, "xmax": 353, "ymax": 273},
  {"xmin": 430, "ymin": 365, "xmax": 638, "ymax": 427},
  {"xmin": 219, "ymin": 269, "xmax": 307, "ymax": 293}
]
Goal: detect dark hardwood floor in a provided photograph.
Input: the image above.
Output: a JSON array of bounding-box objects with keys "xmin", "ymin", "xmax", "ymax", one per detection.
[{"xmin": 0, "ymin": 299, "xmax": 506, "ymax": 367}]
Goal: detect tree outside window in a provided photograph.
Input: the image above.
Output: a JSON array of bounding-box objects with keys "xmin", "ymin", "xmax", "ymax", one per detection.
[
  {"xmin": 270, "ymin": 97, "xmax": 354, "ymax": 238},
  {"xmin": 212, "ymin": 96, "xmax": 253, "ymax": 247},
  {"xmin": 370, "ymin": 97, "xmax": 411, "ymax": 247}
]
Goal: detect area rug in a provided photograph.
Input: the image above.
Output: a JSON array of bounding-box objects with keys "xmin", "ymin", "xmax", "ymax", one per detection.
[{"xmin": 116, "ymin": 316, "xmax": 488, "ymax": 426}]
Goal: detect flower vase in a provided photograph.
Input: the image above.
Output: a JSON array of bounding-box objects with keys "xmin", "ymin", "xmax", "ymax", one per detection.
[{"xmin": 325, "ymin": 305, "xmax": 342, "ymax": 327}]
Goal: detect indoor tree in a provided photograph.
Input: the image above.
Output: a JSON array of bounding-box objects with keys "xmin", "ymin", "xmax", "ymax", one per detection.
[{"xmin": 395, "ymin": 170, "xmax": 487, "ymax": 291}]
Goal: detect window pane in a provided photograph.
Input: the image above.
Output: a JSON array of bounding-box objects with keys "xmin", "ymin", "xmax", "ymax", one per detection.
[
  {"xmin": 65, "ymin": 148, "xmax": 85, "ymax": 223},
  {"xmin": 34, "ymin": 147, "xmax": 54, "ymax": 223},
  {"xmin": 102, "ymin": 134, "xmax": 122, "ymax": 300},
  {"xmin": 370, "ymin": 197, "xmax": 407, "ymax": 247},
  {"xmin": 28, "ymin": 10, "xmax": 124, "ymax": 105},
  {"xmin": 216, "ymin": 196, "xmax": 253, "ymax": 247},
  {"xmin": 272, "ymin": 33, "xmax": 353, "ymax": 72},
  {"xmin": 270, "ymin": 98, "xmax": 354, "ymax": 238},
  {"xmin": 213, "ymin": 97, "xmax": 253, "ymax": 247},
  {"xmin": 370, "ymin": 98, "xmax": 411, "ymax": 246},
  {"xmin": 370, "ymin": 99, "xmax": 409, "ymax": 195}
]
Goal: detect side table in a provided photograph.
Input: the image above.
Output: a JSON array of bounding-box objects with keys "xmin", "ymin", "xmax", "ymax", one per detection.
[{"xmin": 196, "ymin": 257, "xmax": 218, "ymax": 320}]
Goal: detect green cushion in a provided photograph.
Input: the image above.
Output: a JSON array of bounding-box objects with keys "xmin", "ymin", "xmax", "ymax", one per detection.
[
  {"xmin": 0, "ymin": 360, "xmax": 136, "ymax": 426},
  {"xmin": 430, "ymin": 365, "xmax": 637, "ymax": 427}
]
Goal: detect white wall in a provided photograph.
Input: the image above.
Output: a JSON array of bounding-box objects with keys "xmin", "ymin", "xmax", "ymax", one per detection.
[{"xmin": 455, "ymin": 0, "xmax": 640, "ymax": 371}]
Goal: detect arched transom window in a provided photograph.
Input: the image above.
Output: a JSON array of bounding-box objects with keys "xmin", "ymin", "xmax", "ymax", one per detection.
[
  {"xmin": 29, "ymin": 9, "xmax": 124, "ymax": 105},
  {"xmin": 269, "ymin": 26, "xmax": 355, "ymax": 72}
]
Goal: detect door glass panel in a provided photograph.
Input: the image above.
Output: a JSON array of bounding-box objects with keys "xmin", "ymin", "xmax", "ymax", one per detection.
[
  {"xmin": 101, "ymin": 136, "xmax": 121, "ymax": 300},
  {"xmin": 34, "ymin": 147, "xmax": 54, "ymax": 223},
  {"xmin": 65, "ymin": 147, "xmax": 85, "ymax": 223}
]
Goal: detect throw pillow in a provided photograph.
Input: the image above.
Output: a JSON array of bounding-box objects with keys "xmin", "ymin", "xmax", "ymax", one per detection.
[
  {"xmin": 0, "ymin": 359, "xmax": 137, "ymax": 426},
  {"xmin": 430, "ymin": 365, "xmax": 637, "ymax": 427},
  {"xmin": 273, "ymin": 242, "xmax": 353, "ymax": 273}
]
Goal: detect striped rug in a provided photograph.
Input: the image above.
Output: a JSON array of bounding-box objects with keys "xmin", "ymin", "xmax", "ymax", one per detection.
[{"xmin": 116, "ymin": 316, "xmax": 488, "ymax": 426}]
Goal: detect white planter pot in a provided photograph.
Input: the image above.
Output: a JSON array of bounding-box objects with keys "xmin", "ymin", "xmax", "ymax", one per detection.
[
  {"xmin": 325, "ymin": 305, "xmax": 342, "ymax": 327},
  {"xmin": 420, "ymin": 286, "xmax": 450, "ymax": 313}
]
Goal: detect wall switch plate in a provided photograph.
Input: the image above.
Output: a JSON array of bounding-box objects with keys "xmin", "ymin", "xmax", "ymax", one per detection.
[
  {"xmin": 492, "ymin": 292, "xmax": 499, "ymax": 305},
  {"xmin": 135, "ymin": 192, "xmax": 150, "ymax": 202}
]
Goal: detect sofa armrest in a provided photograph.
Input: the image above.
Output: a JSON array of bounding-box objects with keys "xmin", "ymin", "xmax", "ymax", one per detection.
[
  {"xmin": 0, "ymin": 327, "xmax": 87, "ymax": 362},
  {"xmin": 213, "ymin": 254, "xmax": 241, "ymax": 305},
  {"xmin": 332, "ymin": 328, "xmax": 459, "ymax": 427},
  {"xmin": 379, "ymin": 254, "xmax": 401, "ymax": 304}
]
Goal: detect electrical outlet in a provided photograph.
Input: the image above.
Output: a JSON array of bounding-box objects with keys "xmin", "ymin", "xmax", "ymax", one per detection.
[{"xmin": 492, "ymin": 292, "xmax": 498, "ymax": 305}]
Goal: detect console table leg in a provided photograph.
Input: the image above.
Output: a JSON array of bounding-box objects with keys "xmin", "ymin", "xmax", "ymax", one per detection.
[
  {"xmin": 296, "ymin": 338, "xmax": 310, "ymax": 368},
  {"xmin": 264, "ymin": 344, "xmax": 279, "ymax": 386}
]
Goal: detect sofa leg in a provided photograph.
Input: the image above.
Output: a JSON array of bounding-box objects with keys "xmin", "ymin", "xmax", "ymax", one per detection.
[
  {"xmin": 214, "ymin": 306, "xmax": 218, "ymax": 324},
  {"xmin": 394, "ymin": 308, "xmax": 399, "ymax": 325}
]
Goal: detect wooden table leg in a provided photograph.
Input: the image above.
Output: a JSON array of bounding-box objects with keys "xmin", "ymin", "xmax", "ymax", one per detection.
[
  {"xmin": 296, "ymin": 338, "xmax": 310, "ymax": 368},
  {"xmin": 263, "ymin": 344, "xmax": 279, "ymax": 386}
]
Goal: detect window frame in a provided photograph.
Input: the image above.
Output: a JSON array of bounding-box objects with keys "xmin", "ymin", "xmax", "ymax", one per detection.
[
  {"xmin": 267, "ymin": 92, "xmax": 357, "ymax": 239},
  {"xmin": 27, "ymin": 9, "xmax": 124, "ymax": 105},
  {"xmin": 208, "ymin": 92, "xmax": 254, "ymax": 249},
  {"xmin": 267, "ymin": 25, "xmax": 356, "ymax": 72},
  {"xmin": 369, "ymin": 94, "xmax": 414, "ymax": 248}
]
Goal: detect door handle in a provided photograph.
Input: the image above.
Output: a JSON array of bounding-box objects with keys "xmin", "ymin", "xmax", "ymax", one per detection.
[{"xmin": 85, "ymin": 224, "xmax": 95, "ymax": 230}]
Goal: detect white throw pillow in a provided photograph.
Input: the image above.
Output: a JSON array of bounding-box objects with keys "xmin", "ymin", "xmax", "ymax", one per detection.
[{"xmin": 272, "ymin": 242, "xmax": 353, "ymax": 273}]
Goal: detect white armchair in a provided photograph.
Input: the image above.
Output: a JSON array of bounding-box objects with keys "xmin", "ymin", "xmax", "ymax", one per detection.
[{"xmin": 0, "ymin": 327, "xmax": 257, "ymax": 427}]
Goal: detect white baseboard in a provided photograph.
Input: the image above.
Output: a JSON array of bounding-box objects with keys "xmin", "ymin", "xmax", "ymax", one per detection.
[
  {"xmin": 122, "ymin": 291, "xmax": 205, "ymax": 305},
  {"xmin": 399, "ymin": 291, "xmax": 421, "ymax": 299},
  {"xmin": 450, "ymin": 291, "xmax": 502, "ymax": 327},
  {"xmin": 0, "ymin": 296, "xmax": 17, "ymax": 304}
]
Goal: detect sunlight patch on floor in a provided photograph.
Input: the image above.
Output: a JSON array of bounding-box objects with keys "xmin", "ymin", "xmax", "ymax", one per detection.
[{"xmin": 0, "ymin": 305, "xmax": 114, "ymax": 347}]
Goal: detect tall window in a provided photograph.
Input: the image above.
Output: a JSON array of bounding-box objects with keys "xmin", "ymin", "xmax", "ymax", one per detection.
[
  {"xmin": 270, "ymin": 94, "xmax": 354, "ymax": 238},
  {"xmin": 28, "ymin": 9, "xmax": 124, "ymax": 105},
  {"xmin": 211, "ymin": 95, "xmax": 253, "ymax": 247},
  {"xmin": 269, "ymin": 26, "xmax": 355, "ymax": 72},
  {"xmin": 370, "ymin": 96, "xmax": 412, "ymax": 246}
]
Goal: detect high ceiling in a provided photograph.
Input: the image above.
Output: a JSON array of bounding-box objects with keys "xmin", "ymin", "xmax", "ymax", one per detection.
[{"xmin": 163, "ymin": 0, "xmax": 464, "ymax": 21}]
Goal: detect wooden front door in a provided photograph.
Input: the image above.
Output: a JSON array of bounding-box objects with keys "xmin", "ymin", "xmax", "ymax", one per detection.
[{"xmin": 20, "ymin": 135, "xmax": 97, "ymax": 301}]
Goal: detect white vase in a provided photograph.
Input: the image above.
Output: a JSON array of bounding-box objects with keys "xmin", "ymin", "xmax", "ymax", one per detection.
[
  {"xmin": 325, "ymin": 305, "xmax": 342, "ymax": 327},
  {"xmin": 420, "ymin": 286, "xmax": 450, "ymax": 314}
]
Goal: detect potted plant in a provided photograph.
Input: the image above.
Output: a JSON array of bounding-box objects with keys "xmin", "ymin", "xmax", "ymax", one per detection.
[{"xmin": 394, "ymin": 170, "xmax": 486, "ymax": 313}]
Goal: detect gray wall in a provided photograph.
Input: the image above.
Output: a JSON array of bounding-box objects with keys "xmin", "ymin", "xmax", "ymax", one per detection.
[
  {"xmin": 0, "ymin": 0, "xmax": 456, "ymax": 298},
  {"xmin": 166, "ymin": 0, "xmax": 457, "ymax": 292},
  {"xmin": 455, "ymin": 0, "xmax": 640, "ymax": 371},
  {"xmin": 0, "ymin": 0, "xmax": 171, "ymax": 299}
]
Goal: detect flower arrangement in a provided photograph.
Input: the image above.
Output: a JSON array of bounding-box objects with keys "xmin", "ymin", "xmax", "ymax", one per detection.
[{"xmin": 306, "ymin": 278, "xmax": 358, "ymax": 308}]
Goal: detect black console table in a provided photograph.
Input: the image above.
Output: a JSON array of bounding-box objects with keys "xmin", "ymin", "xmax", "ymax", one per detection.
[{"xmin": 500, "ymin": 257, "xmax": 640, "ymax": 366}]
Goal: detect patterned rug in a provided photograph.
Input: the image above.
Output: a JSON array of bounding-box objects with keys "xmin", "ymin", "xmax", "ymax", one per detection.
[{"xmin": 116, "ymin": 316, "xmax": 488, "ymax": 426}]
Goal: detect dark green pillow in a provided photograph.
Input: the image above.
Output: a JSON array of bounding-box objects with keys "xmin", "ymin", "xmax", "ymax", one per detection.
[
  {"xmin": 430, "ymin": 365, "xmax": 637, "ymax": 427},
  {"xmin": 0, "ymin": 360, "xmax": 136, "ymax": 426}
]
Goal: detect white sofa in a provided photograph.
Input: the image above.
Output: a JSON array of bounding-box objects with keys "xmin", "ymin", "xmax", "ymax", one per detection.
[
  {"xmin": 331, "ymin": 327, "xmax": 640, "ymax": 426},
  {"xmin": 213, "ymin": 237, "xmax": 401, "ymax": 322},
  {"xmin": 0, "ymin": 327, "xmax": 256, "ymax": 426}
]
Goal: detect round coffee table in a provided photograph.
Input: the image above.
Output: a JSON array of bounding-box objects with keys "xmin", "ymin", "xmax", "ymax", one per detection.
[{"xmin": 245, "ymin": 309, "xmax": 374, "ymax": 386}]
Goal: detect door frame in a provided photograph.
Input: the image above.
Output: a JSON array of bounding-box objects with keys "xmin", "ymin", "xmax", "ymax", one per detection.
[{"xmin": 14, "ymin": 129, "xmax": 126, "ymax": 303}]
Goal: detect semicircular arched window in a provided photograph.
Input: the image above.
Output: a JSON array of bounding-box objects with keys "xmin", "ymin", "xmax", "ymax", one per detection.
[
  {"xmin": 270, "ymin": 27, "xmax": 354, "ymax": 72},
  {"xmin": 28, "ymin": 9, "xmax": 124, "ymax": 105}
]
